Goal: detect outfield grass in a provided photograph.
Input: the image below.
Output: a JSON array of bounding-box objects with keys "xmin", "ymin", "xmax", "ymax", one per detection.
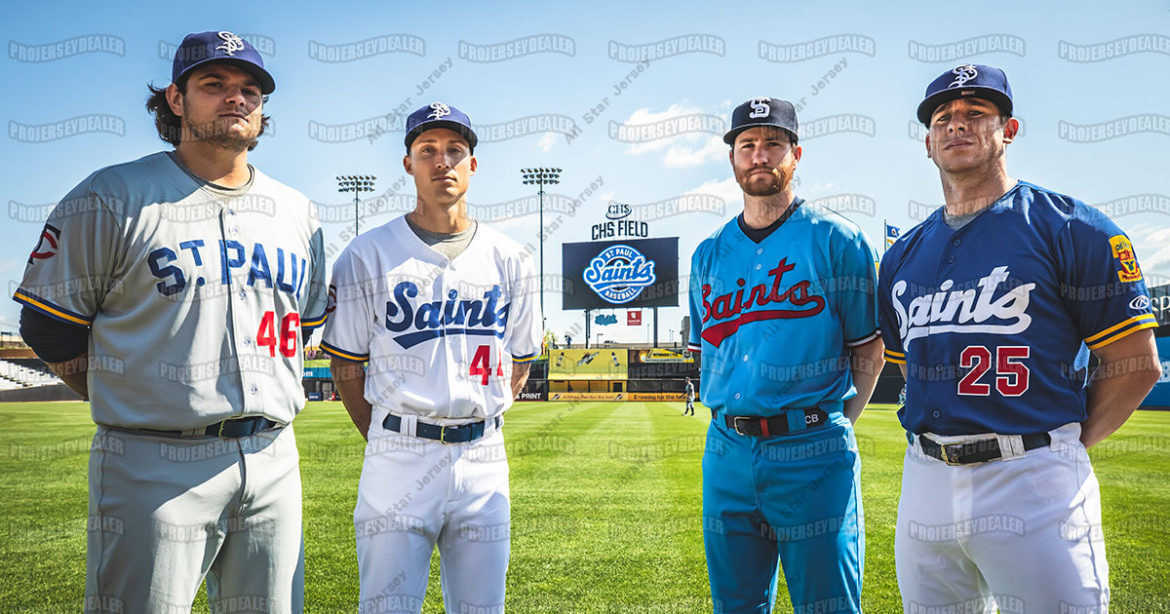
[{"xmin": 1, "ymin": 401, "xmax": 1167, "ymax": 613}]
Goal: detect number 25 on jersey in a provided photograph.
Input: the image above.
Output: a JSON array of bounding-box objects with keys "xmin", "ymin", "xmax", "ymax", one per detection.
[{"xmin": 957, "ymin": 345, "xmax": 1030, "ymax": 397}]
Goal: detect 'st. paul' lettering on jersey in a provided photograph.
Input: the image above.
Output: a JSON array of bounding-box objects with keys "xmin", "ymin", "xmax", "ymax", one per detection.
[{"xmin": 12, "ymin": 152, "xmax": 328, "ymax": 429}]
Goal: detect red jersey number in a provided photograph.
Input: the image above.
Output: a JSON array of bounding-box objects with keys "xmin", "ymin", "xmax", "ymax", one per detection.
[
  {"xmin": 257, "ymin": 311, "xmax": 300, "ymax": 358},
  {"xmin": 957, "ymin": 345, "xmax": 1030, "ymax": 397}
]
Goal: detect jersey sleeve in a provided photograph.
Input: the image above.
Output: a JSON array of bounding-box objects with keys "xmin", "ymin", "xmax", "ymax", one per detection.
[
  {"xmin": 1058, "ymin": 209, "xmax": 1157, "ymax": 351},
  {"xmin": 299, "ymin": 222, "xmax": 329, "ymax": 331},
  {"xmin": 320, "ymin": 248, "xmax": 372, "ymax": 362},
  {"xmin": 687, "ymin": 243, "xmax": 705, "ymax": 353},
  {"xmin": 831, "ymin": 226, "xmax": 881, "ymax": 347},
  {"xmin": 506, "ymin": 252, "xmax": 543, "ymax": 363},
  {"xmin": 12, "ymin": 181, "xmax": 122, "ymax": 327},
  {"xmin": 877, "ymin": 247, "xmax": 906, "ymax": 364}
]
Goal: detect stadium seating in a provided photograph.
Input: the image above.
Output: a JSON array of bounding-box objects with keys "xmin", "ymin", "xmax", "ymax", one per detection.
[{"xmin": 0, "ymin": 358, "xmax": 62, "ymax": 388}]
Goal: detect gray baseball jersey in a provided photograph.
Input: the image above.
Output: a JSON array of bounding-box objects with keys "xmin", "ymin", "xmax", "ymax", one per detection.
[
  {"xmin": 322, "ymin": 215, "xmax": 542, "ymax": 421},
  {"xmin": 13, "ymin": 151, "xmax": 327, "ymax": 429}
]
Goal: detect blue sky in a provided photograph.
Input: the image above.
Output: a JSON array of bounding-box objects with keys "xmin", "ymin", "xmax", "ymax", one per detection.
[{"xmin": 3, "ymin": 0, "xmax": 1169, "ymax": 344}]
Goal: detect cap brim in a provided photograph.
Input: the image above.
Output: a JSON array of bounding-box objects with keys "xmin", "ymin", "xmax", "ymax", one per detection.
[
  {"xmin": 404, "ymin": 120, "xmax": 479, "ymax": 151},
  {"xmin": 723, "ymin": 124, "xmax": 797, "ymax": 145},
  {"xmin": 176, "ymin": 58, "xmax": 276, "ymax": 94},
  {"xmin": 917, "ymin": 87, "xmax": 1011, "ymax": 125}
]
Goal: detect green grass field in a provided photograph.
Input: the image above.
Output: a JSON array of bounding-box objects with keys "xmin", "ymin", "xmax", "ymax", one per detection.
[{"xmin": 1, "ymin": 401, "xmax": 1167, "ymax": 613}]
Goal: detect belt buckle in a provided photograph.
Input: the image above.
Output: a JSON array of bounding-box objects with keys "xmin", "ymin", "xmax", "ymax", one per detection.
[
  {"xmin": 732, "ymin": 416, "xmax": 751, "ymax": 436},
  {"xmin": 939, "ymin": 443, "xmax": 963, "ymax": 466},
  {"xmin": 216, "ymin": 420, "xmax": 228, "ymax": 438},
  {"xmin": 439, "ymin": 424, "xmax": 460, "ymax": 445}
]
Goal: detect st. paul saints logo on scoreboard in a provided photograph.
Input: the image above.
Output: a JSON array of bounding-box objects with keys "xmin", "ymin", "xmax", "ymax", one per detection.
[{"xmin": 583, "ymin": 244, "xmax": 657, "ymax": 304}]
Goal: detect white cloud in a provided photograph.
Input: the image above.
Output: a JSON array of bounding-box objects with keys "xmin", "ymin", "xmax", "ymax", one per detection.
[
  {"xmin": 1131, "ymin": 224, "xmax": 1170, "ymax": 286},
  {"xmin": 685, "ymin": 177, "xmax": 742, "ymax": 206},
  {"xmin": 618, "ymin": 104, "xmax": 727, "ymax": 168},
  {"xmin": 663, "ymin": 136, "xmax": 727, "ymax": 168},
  {"xmin": 537, "ymin": 132, "xmax": 556, "ymax": 153}
]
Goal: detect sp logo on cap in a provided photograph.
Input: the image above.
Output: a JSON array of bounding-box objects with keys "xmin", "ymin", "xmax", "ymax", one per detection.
[
  {"xmin": 948, "ymin": 64, "xmax": 978, "ymax": 88},
  {"xmin": 748, "ymin": 98, "xmax": 771, "ymax": 119},
  {"xmin": 427, "ymin": 102, "xmax": 452, "ymax": 120},
  {"xmin": 216, "ymin": 31, "xmax": 245, "ymax": 56}
]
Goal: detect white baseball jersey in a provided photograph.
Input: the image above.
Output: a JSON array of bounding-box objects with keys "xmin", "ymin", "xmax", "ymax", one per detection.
[
  {"xmin": 13, "ymin": 152, "xmax": 328, "ymax": 429},
  {"xmin": 322, "ymin": 214, "xmax": 542, "ymax": 421}
]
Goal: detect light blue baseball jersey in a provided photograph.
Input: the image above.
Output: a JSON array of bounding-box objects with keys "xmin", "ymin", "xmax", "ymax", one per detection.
[
  {"xmin": 688, "ymin": 199, "xmax": 880, "ymax": 415},
  {"xmin": 878, "ymin": 181, "xmax": 1157, "ymax": 435}
]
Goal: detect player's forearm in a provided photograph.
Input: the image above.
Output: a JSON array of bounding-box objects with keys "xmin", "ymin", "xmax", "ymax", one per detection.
[
  {"xmin": 1082, "ymin": 331, "xmax": 1161, "ymax": 448},
  {"xmin": 511, "ymin": 362, "xmax": 532, "ymax": 399},
  {"xmin": 330, "ymin": 357, "xmax": 373, "ymax": 440},
  {"xmin": 46, "ymin": 354, "xmax": 89, "ymax": 401},
  {"xmin": 843, "ymin": 338, "xmax": 884, "ymax": 423}
]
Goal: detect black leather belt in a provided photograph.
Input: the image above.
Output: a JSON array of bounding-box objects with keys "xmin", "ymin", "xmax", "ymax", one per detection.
[
  {"xmin": 919, "ymin": 433, "xmax": 1051, "ymax": 465},
  {"xmin": 108, "ymin": 416, "xmax": 281, "ymax": 439},
  {"xmin": 720, "ymin": 408, "xmax": 829, "ymax": 437},
  {"xmin": 383, "ymin": 413, "xmax": 501, "ymax": 444}
]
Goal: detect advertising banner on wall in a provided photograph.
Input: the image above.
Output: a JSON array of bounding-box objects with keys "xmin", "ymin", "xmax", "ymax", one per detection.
[{"xmin": 548, "ymin": 349, "xmax": 628, "ymax": 380}]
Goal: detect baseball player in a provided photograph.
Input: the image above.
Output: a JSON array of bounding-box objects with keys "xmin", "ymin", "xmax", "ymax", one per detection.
[
  {"xmin": 880, "ymin": 64, "xmax": 1161, "ymax": 613},
  {"xmin": 12, "ymin": 31, "xmax": 326, "ymax": 613},
  {"xmin": 323, "ymin": 102, "xmax": 541, "ymax": 614},
  {"xmin": 688, "ymin": 97, "xmax": 884, "ymax": 613},
  {"xmin": 683, "ymin": 377, "xmax": 695, "ymax": 415}
]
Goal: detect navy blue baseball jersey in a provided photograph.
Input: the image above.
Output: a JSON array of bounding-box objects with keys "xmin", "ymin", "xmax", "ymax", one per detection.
[
  {"xmin": 688, "ymin": 200, "xmax": 880, "ymax": 415},
  {"xmin": 878, "ymin": 181, "xmax": 1157, "ymax": 436}
]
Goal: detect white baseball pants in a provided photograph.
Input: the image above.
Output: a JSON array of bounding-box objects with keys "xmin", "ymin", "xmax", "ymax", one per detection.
[
  {"xmin": 355, "ymin": 413, "xmax": 510, "ymax": 614},
  {"xmin": 895, "ymin": 422, "xmax": 1109, "ymax": 614}
]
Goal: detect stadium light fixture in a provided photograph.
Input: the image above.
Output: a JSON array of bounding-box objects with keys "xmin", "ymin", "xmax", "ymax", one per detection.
[
  {"xmin": 337, "ymin": 175, "xmax": 377, "ymax": 236},
  {"xmin": 520, "ymin": 167, "xmax": 562, "ymax": 322}
]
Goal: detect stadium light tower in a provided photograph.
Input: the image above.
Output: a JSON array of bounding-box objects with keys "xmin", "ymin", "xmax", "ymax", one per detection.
[
  {"xmin": 337, "ymin": 175, "xmax": 376, "ymax": 236},
  {"xmin": 520, "ymin": 167, "xmax": 562, "ymax": 321}
]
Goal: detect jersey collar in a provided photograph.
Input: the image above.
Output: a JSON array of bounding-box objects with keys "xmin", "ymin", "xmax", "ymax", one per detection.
[
  {"xmin": 735, "ymin": 196, "xmax": 805, "ymax": 244},
  {"xmin": 930, "ymin": 180, "xmax": 1024, "ymax": 232},
  {"xmin": 392, "ymin": 214, "xmax": 480, "ymax": 267}
]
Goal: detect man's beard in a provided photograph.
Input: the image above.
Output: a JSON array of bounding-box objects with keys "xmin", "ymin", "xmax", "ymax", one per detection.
[
  {"xmin": 184, "ymin": 115, "xmax": 259, "ymax": 152},
  {"xmin": 737, "ymin": 166, "xmax": 788, "ymax": 197}
]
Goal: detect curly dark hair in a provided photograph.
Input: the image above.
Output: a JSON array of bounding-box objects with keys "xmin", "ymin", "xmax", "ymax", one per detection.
[{"xmin": 146, "ymin": 81, "xmax": 270, "ymax": 151}]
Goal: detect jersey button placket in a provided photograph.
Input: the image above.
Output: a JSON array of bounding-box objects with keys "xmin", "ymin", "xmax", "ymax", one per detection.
[{"xmin": 222, "ymin": 206, "xmax": 251, "ymax": 415}]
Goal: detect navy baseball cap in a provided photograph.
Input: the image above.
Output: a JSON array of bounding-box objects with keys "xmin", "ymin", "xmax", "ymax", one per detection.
[
  {"xmin": 724, "ymin": 97, "xmax": 799, "ymax": 145},
  {"xmin": 172, "ymin": 31, "xmax": 275, "ymax": 94},
  {"xmin": 404, "ymin": 102, "xmax": 478, "ymax": 152},
  {"xmin": 917, "ymin": 64, "xmax": 1012, "ymax": 126}
]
